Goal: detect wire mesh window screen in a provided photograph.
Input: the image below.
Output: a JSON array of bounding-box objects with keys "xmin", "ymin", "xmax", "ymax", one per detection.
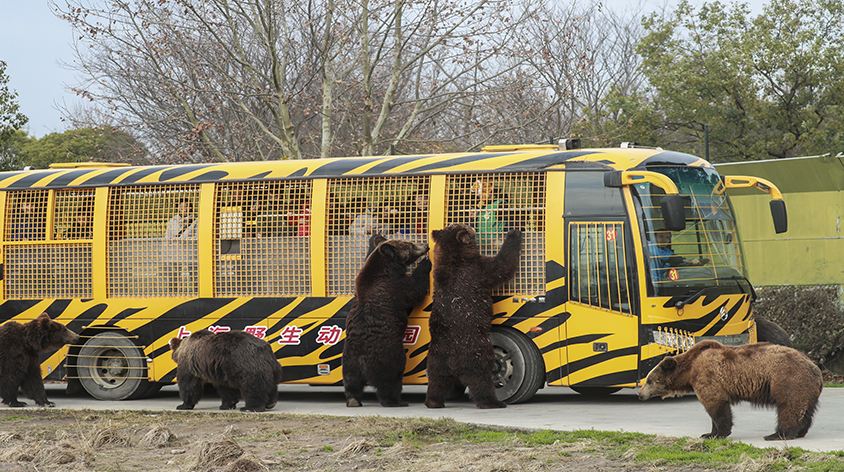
[
  {"xmin": 2, "ymin": 189, "xmax": 93, "ymax": 299},
  {"xmin": 4, "ymin": 244, "xmax": 92, "ymax": 299},
  {"xmin": 53, "ymin": 189, "xmax": 95, "ymax": 240},
  {"xmin": 215, "ymin": 180, "xmax": 312, "ymax": 296},
  {"xmin": 4, "ymin": 190, "xmax": 48, "ymax": 241},
  {"xmin": 108, "ymin": 185, "xmax": 200, "ymax": 297},
  {"xmin": 568, "ymin": 222, "xmax": 631, "ymax": 313},
  {"xmin": 326, "ymin": 176, "xmax": 429, "ymax": 296},
  {"xmin": 445, "ymin": 173, "xmax": 546, "ymax": 295}
]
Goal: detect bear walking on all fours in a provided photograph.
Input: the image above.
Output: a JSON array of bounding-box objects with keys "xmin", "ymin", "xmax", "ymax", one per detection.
[
  {"xmin": 343, "ymin": 234, "xmax": 431, "ymax": 407},
  {"xmin": 425, "ymin": 224, "xmax": 522, "ymax": 409},
  {"xmin": 0, "ymin": 313, "xmax": 80, "ymax": 408},
  {"xmin": 170, "ymin": 330, "xmax": 283, "ymax": 412},
  {"xmin": 639, "ymin": 340, "xmax": 822, "ymax": 440}
]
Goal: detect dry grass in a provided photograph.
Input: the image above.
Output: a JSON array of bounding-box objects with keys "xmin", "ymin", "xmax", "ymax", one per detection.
[{"xmin": 0, "ymin": 410, "xmax": 839, "ymax": 471}]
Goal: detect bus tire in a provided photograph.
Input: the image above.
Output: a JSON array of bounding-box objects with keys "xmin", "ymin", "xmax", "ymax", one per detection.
[
  {"xmin": 490, "ymin": 329, "xmax": 545, "ymax": 404},
  {"xmin": 76, "ymin": 332, "xmax": 153, "ymax": 401},
  {"xmin": 570, "ymin": 386, "xmax": 621, "ymax": 397}
]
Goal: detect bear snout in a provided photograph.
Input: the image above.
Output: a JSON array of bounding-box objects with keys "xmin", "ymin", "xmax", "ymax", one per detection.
[{"xmin": 65, "ymin": 330, "xmax": 81, "ymax": 345}]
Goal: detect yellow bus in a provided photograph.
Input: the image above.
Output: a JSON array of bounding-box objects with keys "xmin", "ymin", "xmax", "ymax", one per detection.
[{"xmin": 0, "ymin": 143, "xmax": 787, "ymax": 402}]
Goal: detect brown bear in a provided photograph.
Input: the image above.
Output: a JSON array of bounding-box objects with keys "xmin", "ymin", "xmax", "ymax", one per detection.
[
  {"xmin": 0, "ymin": 313, "xmax": 80, "ymax": 408},
  {"xmin": 425, "ymin": 224, "xmax": 522, "ymax": 409},
  {"xmin": 343, "ymin": 235, "xmax": 430, "ymax": 407},
  {"xmin": 639, "ymin": 340, "xmax": 822, "ymax": 440},
  {"xmin": 169, "ymin": 330, "xmax": 283, "ymax": 412}
]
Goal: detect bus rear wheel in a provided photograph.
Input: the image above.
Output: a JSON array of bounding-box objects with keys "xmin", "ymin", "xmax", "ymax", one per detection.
[
  {"xmin": 570, "ymin": 386, "xmax": 621, "ymax": 397},
  {"xmin": 76, "ymin": 332, "xmax": 157, "ymax": 400},
  {"xmin": 491, "ymin": 329, "xmax": 545, "ymax": 404}
]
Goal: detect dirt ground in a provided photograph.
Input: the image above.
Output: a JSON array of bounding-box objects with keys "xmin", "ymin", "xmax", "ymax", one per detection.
[{"xmin": 0, "ymin": 410, "xmax": 840, "ymax": 472}]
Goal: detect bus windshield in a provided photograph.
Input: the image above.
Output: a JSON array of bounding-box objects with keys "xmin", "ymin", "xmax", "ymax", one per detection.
[{"xmin": 633, "ymin": 166, "xmax": 744, "ymax": 296}]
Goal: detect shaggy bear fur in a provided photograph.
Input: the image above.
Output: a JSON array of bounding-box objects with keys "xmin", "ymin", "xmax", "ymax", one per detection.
[
  {"xmin": 343, "ymin": 235, "xmax": 430, "ymax": 407},
  {"xmin": 0, "ymin": 313, "xmax": 80, "ymax": 408},
  {"xmin": 170, "ymin": 330, "xmax": 283, "ymax": 412},
  {"xmin": 639, "ymin": 340, "xmax": 822, "ymax": 440},
  {"xmin": 425, "ymin": 224, "xmax": 522, "ymax": 409},
  {"xmin": 755, "ymin": 316, "xmax": 792, "ymax": 347}
]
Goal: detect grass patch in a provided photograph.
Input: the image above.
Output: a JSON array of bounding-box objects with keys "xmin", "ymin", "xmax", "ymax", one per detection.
[{"xmin": 824, "ymin": 383, "xmax": 844, "ymax": 388}]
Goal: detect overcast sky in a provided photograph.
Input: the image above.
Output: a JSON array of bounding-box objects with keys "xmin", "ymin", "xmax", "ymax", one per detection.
[{"xmin": 1, "ymin": 0, "xmax": 767, "ymax": 138}]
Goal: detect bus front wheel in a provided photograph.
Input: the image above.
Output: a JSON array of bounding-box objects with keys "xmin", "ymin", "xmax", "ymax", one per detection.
[
  {"xmin": 76, "ymin": 332, "xmax": 158, "ymax": 400},
  {"xmin": 491, "ymin": 329, "xmax": 545, "ymax": 404}
]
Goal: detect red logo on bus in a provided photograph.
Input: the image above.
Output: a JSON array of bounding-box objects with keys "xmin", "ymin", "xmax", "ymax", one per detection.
[
  {"xmin": 605, "ymin": 228, "xmax": 617, "ymax": 241},
  {"xmin": 403, "ymin": 325, "xmax": 421, "ymax": 345},
  {"xmin": 668, "ymin": 268, "xmax": 679, "ymax": 281}
]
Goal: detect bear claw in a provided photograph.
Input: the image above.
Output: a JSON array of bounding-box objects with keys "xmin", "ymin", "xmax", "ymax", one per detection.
[
  {"xmin": 346, "ymin": 399, "xmax": 362, "ymax": 407},
  {"xmin": 424, "ymin": 400, "xmax": 444, "ymax": 409},
  {"xmin": 7, "ymin": 401, "xmax": 27, "ymax": 408},
  {"xmin": 175, "ymin": 404, "xmax": 194, "ymax": 410},
  {"xmin": 36, "ymin": 401, "xmax": 55, "ymax": 408}
]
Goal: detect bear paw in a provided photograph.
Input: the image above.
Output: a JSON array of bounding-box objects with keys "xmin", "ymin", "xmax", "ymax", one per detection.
[
  {"xmin": 424, "ymin": 399, "xmax": 445, "ymax": 409},
  {"xmin": 476, "ymin": 400, "xmax": 507, "ymax": 409},
  {"xmin": 175, "ymin": 403, "xmax": 194, "ymax": 410},
  {"xmin": 240, "ymin": 406, "xmax": 266, "ymax": 413},
  {"xmin": 764, "ymin": 432, "xmax": 797, "ymax": 441},
  {"xmin": 264, "ymin": 402, "xmax": 277, "ymax": 410},
  {"xmin": 379, "ymin": 401, "xmax": 409, "ymax": 407},
  {"xmin": 36, "ymin": 401, "xmax": 55, "ymax": 408},
  {"xmin": 700, "ymin": 432, "xmax": 729, "ymax": 439},
  {"xmin": 219, "ymin": 404, "xmax": 237, "ymax": 410},
  {"xmin": 346, "ymin": 399, "xmax": 362, "ymax": 407},
  {"xmin": 7, "ymin": 401, "xmax": 27, "ymax": 408}
]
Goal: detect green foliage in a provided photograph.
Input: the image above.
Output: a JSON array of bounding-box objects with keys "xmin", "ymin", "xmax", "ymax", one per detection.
[
  {"xmin": 627, "ymin": 0, "xmax": 844, "ymax": 162},
  {"xmin": 0, "ymin": 60, "xmax": 28, "ymax": 152},
  {"xmin": 20, "ymin": 127, "xmax": 147, "ymax": 169}
]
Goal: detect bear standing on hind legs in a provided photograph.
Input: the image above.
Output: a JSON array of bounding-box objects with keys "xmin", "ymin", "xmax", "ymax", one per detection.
[
  {"xmin": 425, "ymin": 224, "xmax": 522, "ymax": 409},
  {"xmin": 0, "ymin": 313, "xmax": 80, "ymax": 408},
  {"xmin": 343, "ymin": 235, "xmax": 431, "ymax": 407}
]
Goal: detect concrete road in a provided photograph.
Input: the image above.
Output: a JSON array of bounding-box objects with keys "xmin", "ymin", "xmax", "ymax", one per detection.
[{"xmin": 40, "ymin": 384, "xmax": 844, "ymax": 453}]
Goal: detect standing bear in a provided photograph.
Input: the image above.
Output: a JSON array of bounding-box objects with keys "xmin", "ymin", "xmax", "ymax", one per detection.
[
  {"xmin": 170, "ymin": 330, "xmax": 283, "ymax": 412},
  {"xmin": 343, "ymin": 235, "xmax": 431, "ymax": 407},
  {"xmin": 0, "ymin": 313, "xmax": 80, "ymax": 407},
  {"xmin": 425, "ymin": 224, "xmax": 522, "ymax": 409},
  {"xmin": 639, "ymin": 340, "xmax": 822, "ymax": 440}
]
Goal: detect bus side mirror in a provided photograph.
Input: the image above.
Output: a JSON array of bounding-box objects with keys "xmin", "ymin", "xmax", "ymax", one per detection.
[
  {"xmin": 661, "ymin": 195, "xmax": 687, "ymax": 231},
  {"xmin": 770, "ymin": 199, "xmax": 787, "ymax": 234}
]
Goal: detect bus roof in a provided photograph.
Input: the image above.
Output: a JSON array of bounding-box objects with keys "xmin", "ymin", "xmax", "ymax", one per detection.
[{"xmin": 0, "ymin": 147, "xmax": 710, "ymax": 190}]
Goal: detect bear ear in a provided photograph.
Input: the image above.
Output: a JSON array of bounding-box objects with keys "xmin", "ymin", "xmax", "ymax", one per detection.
[
  {"xmin": 457, "ymin": 229, "xmax": 472, "ymax": 245},
  {"xmin": 379, "ymin": 243, "xmax": 397, "ymax": 259},
  {"xmin": 35, "ymin": 313, "xmax": 51, "ymax": 326},
  {"xmin": 661, "ymin": 357, "xmax": 677, "ymax": 372},
  {"xmin": 169, "ymin": 337, "xmax": 182, "ymax": 351},
  {"xmin": 431, "ymin": 229, "xmax": 442, "ymax": 241}
]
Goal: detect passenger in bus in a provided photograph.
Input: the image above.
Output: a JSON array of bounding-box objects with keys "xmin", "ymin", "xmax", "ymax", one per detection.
[
  {"xmin": 348, "ymin": 198, "xmax": 380, "ymax": 236},
  {"xmin": 413, "ymin": 191, "xmax": 428, "ymax": 233},
  {"xmin": 648, "ymin": 230, "xmax": 708, "ymax": 281},
  {"xmin": 62, "ymin": 208, "xmax": 93, "ymax": 240},
  {"xmin": 11, "ymin": 201, "xmax": 45, "ymax": 240},
  {"xmin": 471, "ymin": 179, "xmax": 511, "ymax": 243},
  {"xmin": 165, "ymin": 199, "xmax": 198, "ymax": 291},
  {"xmin": 288, "ymin": 204, "xmax": 311, "ymax": 237}
]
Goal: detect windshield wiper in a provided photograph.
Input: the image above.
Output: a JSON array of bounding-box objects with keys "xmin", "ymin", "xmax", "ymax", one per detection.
[
  {"xmin": 673, "ymin": 286, "xmax": 720, "ymax": 310},
  {"xmin": 721, "ymin": 275, "xmax": 758, "ymax": 302}
]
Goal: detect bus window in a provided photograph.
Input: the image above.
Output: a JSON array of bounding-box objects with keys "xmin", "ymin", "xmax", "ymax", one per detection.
[
  {"xmin": 568, "ymin": 222, "xmax": 631, "ymax": 313},
  {"xmin": 108, "ymin": 185, "xmax": 200, "ymax": 297},
  {"xmin": 445, "ymin": 173, "xmax": 546, "ymax": 296},
  {"xmin": 3, "ymin": 189, "xmax": 93, "ymax": 299},
  {"xmin": 564, "ymin": 172, "xmax": 626, "ymax": 217},
  {"xmin": 214, "ymin": 180, "xmax": 312, "ymax": 296},
  {"xmin": 326, "ymin": 176, "xmax": 429, "ymax": 296},
  {"xmin": 5, "ymin": 190, "xmax": 48, "ymax": 241},
  {"xmin": 54, "ymin": 189, "xmax": 95, "ymax": 240}
]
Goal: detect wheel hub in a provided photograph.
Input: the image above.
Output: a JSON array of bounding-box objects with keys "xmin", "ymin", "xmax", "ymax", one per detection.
[
  {"xmin": 93, "ymin": 348, "xmax": 129, "ymax": 389},
  {"xmin": 493, "ymin": 346, "xmax": 514, "ymax": 388}
]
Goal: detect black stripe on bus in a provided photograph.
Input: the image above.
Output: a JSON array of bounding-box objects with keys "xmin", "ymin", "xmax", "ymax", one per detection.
[
  {"xmin": 188, "ymin": 170, "xmax": 230, "ymax": 182},
  {"xmin": 309, "ymin": 158, "xmax": 382, "ymax": 177},
  {"xmin": 645, "ymin": 300, "xmax": 728, "ymax": 333},
  {"xmin": 571, "ymin": 369, "xmax": 639, "ymax": 387},
  {"xmin": 539, "ymin": 332, "xmax": 610, "ymax": 354},
  {"xmin": 119, "ymin": 166, "xmax": 168, "ymax": 184},
  {"xmin": 107, "ymin": 307, "xmax": 147, "ymax": 325},
  {"xmin": 83, "ymin": 168, "xmax": 136, "ymax": 186},
  {"xmin": 361, "ymin": 155, "xmax": 432, "ymax": 175},
  {"xmin": 701, "ymin": 297, "xmax": 744, "ymax": 337},
  {"xmin": 8, "ymin": 170, "xmax": 63, "ymax": 188},
  {"xmin": 44, "ymin": 299, "xmax": 72, "ymax": 318},
  {"xmin": 562, "ymin": 345, "xmax": 639, "ymax": 376},
  {"xmin": 0, "ymin": 300, "xmax": 42, "ymax": 321},
  {"xmin": 409, "ymin": 153, "xmax": 510, "ymax": 173},
  {"xmin": 46, "ymin": 169, "xmax": 96, "ymax": 187},
  {"xmin": 159, "ymin": 164, "xmax": 215, "ymax": 181},
  {"xmin": 496, "ymin": 150, "xmax": 597, "ymax": 171}
]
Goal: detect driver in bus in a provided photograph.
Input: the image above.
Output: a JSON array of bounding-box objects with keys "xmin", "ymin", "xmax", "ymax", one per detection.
[{"xmin": 648, "ymin": 230, "xmax": 709, "ymax": 282}]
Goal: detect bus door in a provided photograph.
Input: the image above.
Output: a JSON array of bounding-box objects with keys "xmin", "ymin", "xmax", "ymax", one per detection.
[{"xmin": 561, "ymin": 173, "xmax": 639, "ymax": 387}]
